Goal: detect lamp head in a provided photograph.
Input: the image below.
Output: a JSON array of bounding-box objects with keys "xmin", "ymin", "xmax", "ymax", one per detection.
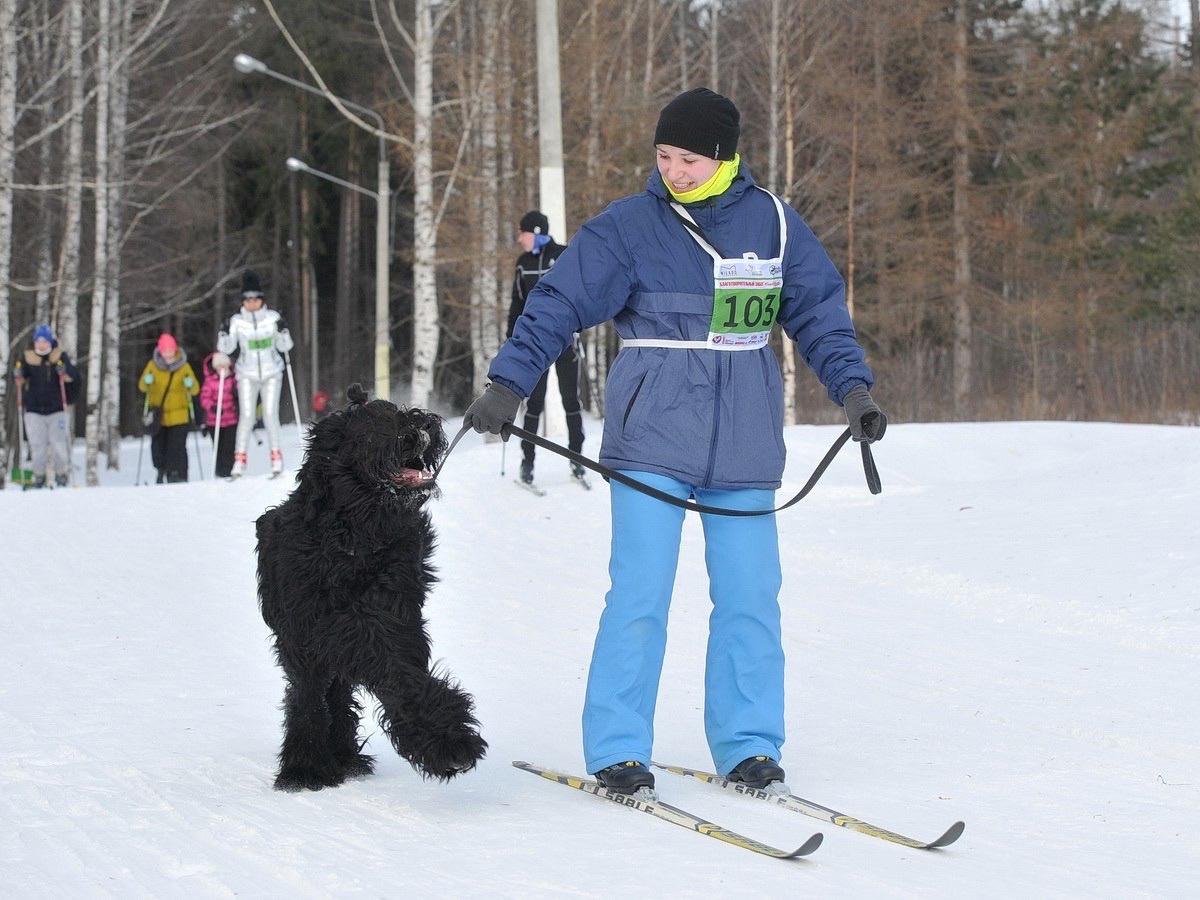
[
  {"xmin": 286, "ymin": 157, "xmax": 308, "ymax": 173},
  {"xmin": 233, "ymin": 53, "xmax": 267, "ymax": 75}
]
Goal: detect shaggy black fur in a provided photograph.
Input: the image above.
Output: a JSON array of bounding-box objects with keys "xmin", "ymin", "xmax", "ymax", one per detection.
[{"xmin": 255, "ymin": 383, "xmax": 487, "ymax": 791}]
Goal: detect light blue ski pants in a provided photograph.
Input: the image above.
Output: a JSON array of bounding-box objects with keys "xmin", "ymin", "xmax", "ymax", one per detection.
[{"xmin": 583, "ymin": 470, "xmax": 785, "ymax": 777}]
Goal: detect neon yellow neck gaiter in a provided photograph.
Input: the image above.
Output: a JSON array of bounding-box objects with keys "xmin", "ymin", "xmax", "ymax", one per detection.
[{"xmin": 665, "ymin": 154, "xmax": 741, "ymax": 203}]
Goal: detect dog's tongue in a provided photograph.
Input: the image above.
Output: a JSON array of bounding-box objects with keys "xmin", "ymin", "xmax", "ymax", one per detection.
[{"xmin": 395, "ymin": 468, "xmax": 434, "ymax": 486}]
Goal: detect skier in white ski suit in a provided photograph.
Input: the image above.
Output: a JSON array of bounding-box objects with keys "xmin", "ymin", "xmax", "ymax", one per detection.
[{"xmin": 217, "ymin": 270, "xmax": 294, "ymax": 477}]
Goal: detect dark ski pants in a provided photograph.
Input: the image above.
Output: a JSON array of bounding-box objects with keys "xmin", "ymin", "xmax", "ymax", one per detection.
[
  {"xmin": 210, "ymin": 425, "xmax": 236, "ymax": 478},
  {"xmin": 520, "ymin": 345, "xmax": 584, "ymax": 467},
  {"xmin": 152, "ymin": 424, "xmax": 190, "ymax": 483}
]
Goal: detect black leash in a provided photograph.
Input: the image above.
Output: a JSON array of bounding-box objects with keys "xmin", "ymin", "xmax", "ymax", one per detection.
[{"xmin": 439, "ymin": 421, "xmax": 881, "ymax": 516}]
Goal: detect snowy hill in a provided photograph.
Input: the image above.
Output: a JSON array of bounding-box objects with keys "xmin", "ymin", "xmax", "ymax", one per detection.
[{"xmin": 3, "ymin": 419, "xmax": 1197, "ymax": 898}]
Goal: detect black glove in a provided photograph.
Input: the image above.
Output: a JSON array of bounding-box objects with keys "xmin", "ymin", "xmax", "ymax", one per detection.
[
  {"xmin": 843, "ymin": 385, "xmax": 887, "ymax": 443},
  {"xmin": 463, "ymin": 383, "xmax": 521, "ymax": 437}
]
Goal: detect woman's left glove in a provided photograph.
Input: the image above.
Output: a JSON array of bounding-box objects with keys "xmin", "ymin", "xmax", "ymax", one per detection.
[
  {"xmin": 843, "ymin": 385, "xmax": 887, "ymax": 443},
  {"xmin": 463, "ymin": 383, "xmax": 521, "ymax": 437}
]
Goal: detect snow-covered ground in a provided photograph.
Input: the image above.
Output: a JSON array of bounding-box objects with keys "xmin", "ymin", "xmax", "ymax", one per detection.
[{"xmin": 3, "ymin": 416, "xmax": 1197, "ymax": 898}]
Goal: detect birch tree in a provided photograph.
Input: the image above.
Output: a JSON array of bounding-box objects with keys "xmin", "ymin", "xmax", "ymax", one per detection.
[
  {"xmin": 55, "ymin": 0, "xmax": 84, "ymax": 357},
  {"xmin": 101, "ymin": 0, "xmax": 133, "ymax": 467},
  {"xmin": 0, "ymin": 0, "xmax": 17, "ymax": 486},
  {"xmin": 83, "ymin": 0, "xmax": 113, "ymax": 487},
  {"xmin": 408, "ymin": 0, "xmax": 439, "ymax": 408}
]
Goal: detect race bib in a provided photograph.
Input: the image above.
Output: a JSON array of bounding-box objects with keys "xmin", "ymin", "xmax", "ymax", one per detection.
[{"xmin": 709, "ymin": 255, "xmax": 783, "ymax": 350}]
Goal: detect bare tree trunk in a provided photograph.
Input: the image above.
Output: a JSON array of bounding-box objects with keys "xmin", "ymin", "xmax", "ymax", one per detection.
[
  {"xmin": 56, "ymin": 0, "xmax": 85, "ymax": 354},
  {"xmin": 1191, "ymin": 0, "xmax": 1199, "ymax": 70},
  {"xmin": 708, "ymin": 1, "xmax": 720, "ymax": 89},
  {"xmin": 102, "ymin": 0, "xmax": 131, "ymax": 467},
  {"xmin": 678, "ymin": 0, "xmax": 688, "ymax": 91},
  {"xmin": 84, "ymin": 0, "xmax": 113, "ymax": 487},
  {"xmin": 951, "ymin": 0, "xmax": 973, "ymax": 419},
  {"xmin": 217, "ymin": 161, "xmax": 228, "ymax": 338},
  {"xmin": 334, "ymin": 142, "xmax": 361, "ymax": 387},
  {"xmin": 767, "ymin": 0, "xmax": 780, "ymax": 193},
  {"xmin": 0, "ymin": 0, "xmax": 16, "ymax": 484},
  {"xmin": 36, "ymin": 88, "xmax": 56, "ymax": 324},
  {"xmin": 469, "ymin": 0, "xmax": 502, "ymax": 396},
  {"xmin": 583, "ymin": 0, "xmax": 607, "ymax": 416},
  {"xmin": 410, "ymin": 0, "xmax": 439, "ymax": 407}
]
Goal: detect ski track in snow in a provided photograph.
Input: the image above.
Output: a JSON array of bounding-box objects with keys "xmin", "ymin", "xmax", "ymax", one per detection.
[{"xmin": 2, "ymin": 419, "xmax": 1198, "ymax": 898}]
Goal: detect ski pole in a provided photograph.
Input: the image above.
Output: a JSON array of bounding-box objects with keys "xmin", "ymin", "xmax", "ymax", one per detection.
[
  {"xmin": 211, "ymin": 369, "xmax": 226, "ymax": 481},
  {"xmin": 13, "ymin": 378, "xmax": 24, "ymax": 485},
  {"xmin": 283, "ymin": 351, "xmax": 303, "ymax": 430},
  {"xmin": 56, "ymin": 365, "xmax": 73, "ymax": 487},
  {"xmin": 136, "ymin": 394, "xmax": 148, "ymax": 485}
]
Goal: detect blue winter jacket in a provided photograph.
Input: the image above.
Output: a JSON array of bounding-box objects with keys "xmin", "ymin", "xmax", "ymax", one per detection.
[{"xmin": 488, "ymin": 164, "xmax": 874, "ymax": 490}]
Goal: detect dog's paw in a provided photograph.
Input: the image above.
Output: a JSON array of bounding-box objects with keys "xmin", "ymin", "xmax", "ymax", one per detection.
[
  {"xmin": 338, "ymin": 752, "xmax": 376, "ymax": 779},
  {"xmin": 419, "ymin": 729, "xmax": 489, "ymax": 781},
  {"xmin": 273, "ymin": 766, "xmax": 347, "ymax": 792}
]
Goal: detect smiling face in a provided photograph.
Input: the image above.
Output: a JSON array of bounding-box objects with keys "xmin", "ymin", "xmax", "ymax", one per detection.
[{"xmin": 656, "ymin": 143, "xmax": 721, "ymax": 195}]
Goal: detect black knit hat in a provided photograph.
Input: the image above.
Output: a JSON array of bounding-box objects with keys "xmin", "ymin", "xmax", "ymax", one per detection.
[
  {"xmin": 519, "ymin": 211, "xmax": 550, "ymax": 235},
  {"xmin": 241, "ymin": 269, "xmax": 264, "ymax": 299},
  {"xmin": 653, "ymin": 88, "xmax": 740, "ymax": 161}
]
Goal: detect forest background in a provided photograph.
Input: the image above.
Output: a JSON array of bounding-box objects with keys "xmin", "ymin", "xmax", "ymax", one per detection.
[{"xmin": 1, "ymin": 0, "xmax": 1198, "ymax": 486}]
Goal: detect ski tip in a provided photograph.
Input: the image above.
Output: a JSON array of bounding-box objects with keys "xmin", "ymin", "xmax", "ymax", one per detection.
[
  {"xmin": 926, "ymin": 820, "xmax": 966, "ymax": 849},
  {"xmin": 793, "ymin": 831, "xmax": 824, "ymax": 857}
]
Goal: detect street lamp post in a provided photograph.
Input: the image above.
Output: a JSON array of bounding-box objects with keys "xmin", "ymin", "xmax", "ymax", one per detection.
[{"xmin": 234, "ymin": 53, "xmax": 391, "ymax": 401}]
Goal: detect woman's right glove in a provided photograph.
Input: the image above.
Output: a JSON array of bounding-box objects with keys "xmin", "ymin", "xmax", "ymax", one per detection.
[
  {"xmin": 842, "ymin": 384, "xmax": 887, "ymax": 443},
  {"xmin": 463, "ymin": 383, "xmax": 521, "ymax": 437}
]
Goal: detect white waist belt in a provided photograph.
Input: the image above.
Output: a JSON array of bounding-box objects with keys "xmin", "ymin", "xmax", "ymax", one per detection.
[
  {"xmin": 621, "ymin": 338, "xmax": 712, "ymax": 349},
  {"xmin": 621, "ymin": 337, "xmax": 769, "ymax": 350}
]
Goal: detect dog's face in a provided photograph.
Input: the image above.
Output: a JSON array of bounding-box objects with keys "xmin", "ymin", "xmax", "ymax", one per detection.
[{"xmin": 301, "ymin": 386, "xmax": 448, "ymax": 508}]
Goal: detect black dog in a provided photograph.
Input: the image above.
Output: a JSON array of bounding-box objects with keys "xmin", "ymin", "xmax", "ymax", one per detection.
[{"xmin": 255, "ymin": 383, "xmax": 486, "ymax": 791}]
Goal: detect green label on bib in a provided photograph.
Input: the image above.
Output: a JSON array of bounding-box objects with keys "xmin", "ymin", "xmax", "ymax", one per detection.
[{"xmin": 707, "ymin": 258, "xmax": 783, "ymax": 350}]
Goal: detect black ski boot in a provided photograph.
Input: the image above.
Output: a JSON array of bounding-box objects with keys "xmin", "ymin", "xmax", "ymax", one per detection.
[
  {"xmin": 727, "ymin": 756, "xmax": 785, "ymax": 789},
  {"xmin": 594, "ymin": 761, "xmax": 655, "ymax": 794},
  {"xmin": 519, "ymin": 459, "xmax": 534, "ymax": 484}
]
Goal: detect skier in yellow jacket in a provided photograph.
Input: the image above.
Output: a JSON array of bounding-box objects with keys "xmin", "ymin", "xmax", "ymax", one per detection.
[{"xmin": 138, "ymin": 333, "xmax": 200, "ymax": 483}]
